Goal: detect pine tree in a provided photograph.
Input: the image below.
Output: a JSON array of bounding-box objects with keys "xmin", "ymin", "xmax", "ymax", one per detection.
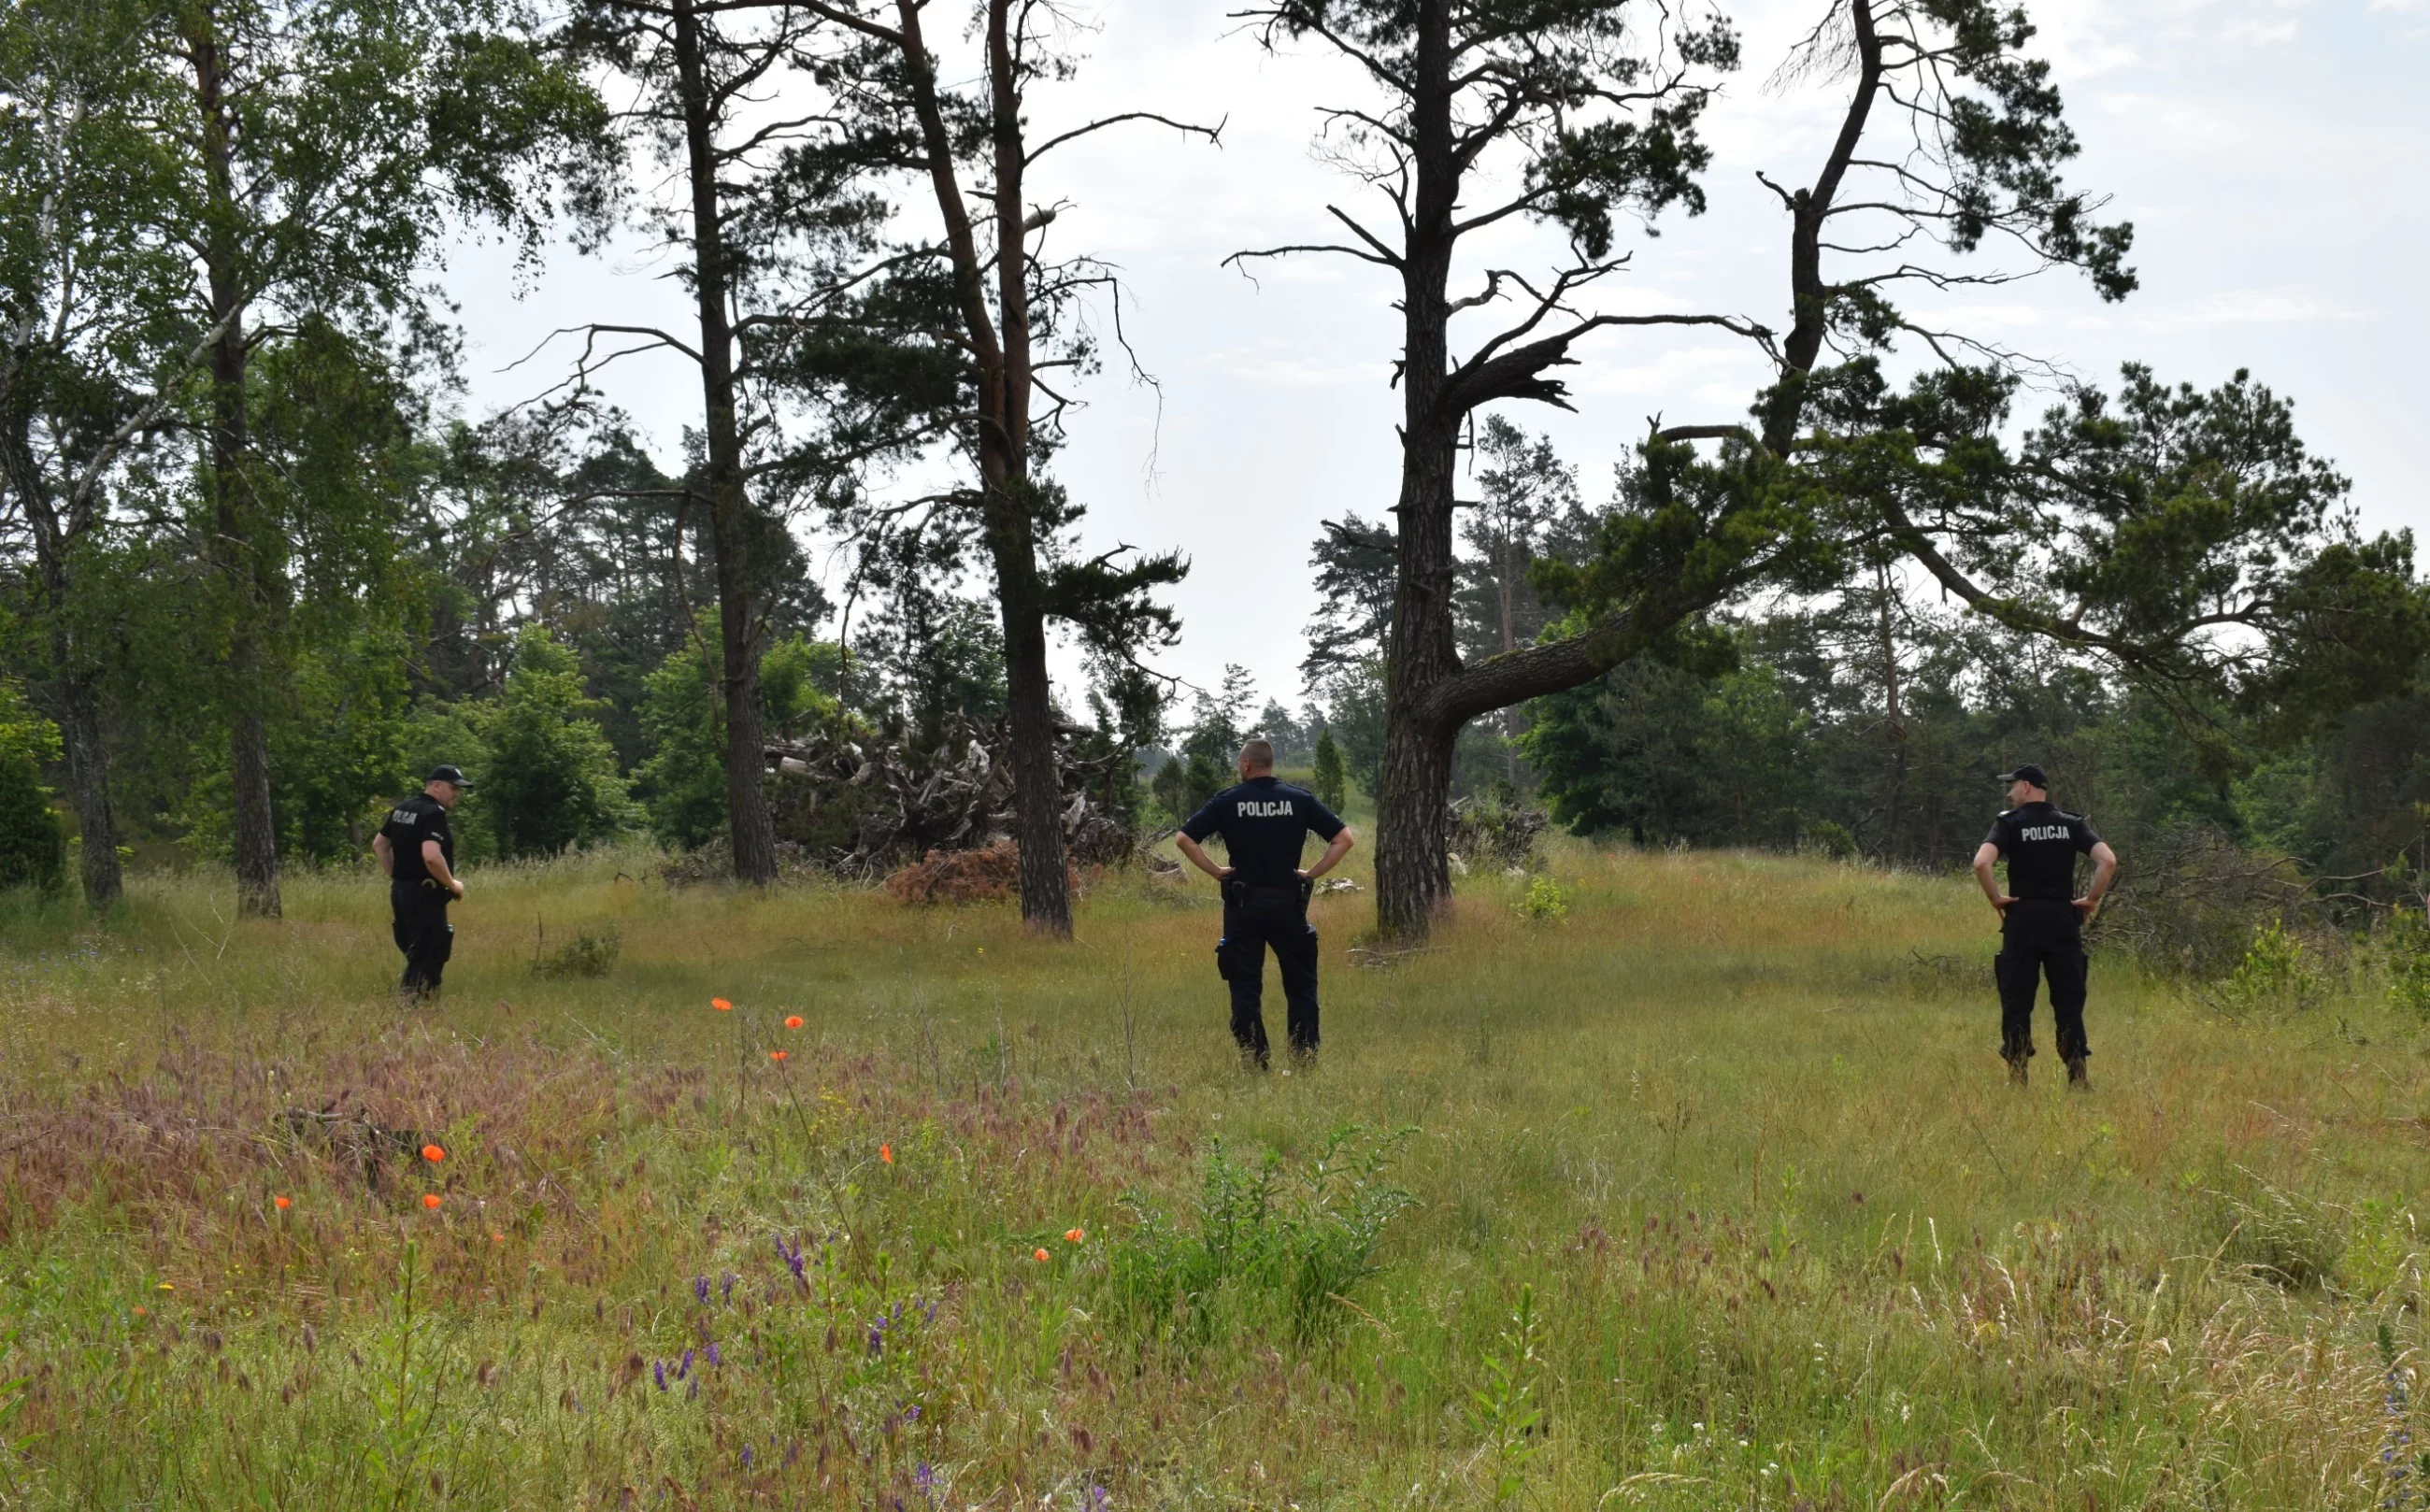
[{"xmin": 1313, "ymin": 729, "xmax": 1348, "ymax": 812}]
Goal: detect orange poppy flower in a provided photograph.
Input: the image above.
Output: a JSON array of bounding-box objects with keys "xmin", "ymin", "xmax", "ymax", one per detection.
[
  {"xmin": 880, "ymin": 1143, "xmax": 893, "ymax": 1164},
  {"xmin": 784, "ymin": 1015, "xmax": 804, "ymax": 1030},
  {"xmin": 712, "ymin": 998, "xmax": 733, "ymax": 1012},
  {"xmin": 1065, "ymin": 1228, "xmax": 1085, "ymax": 1244},
  {"xmin": 1033, "ymin": 1248, "xmax": 1050, "ymax": 1262},
  {"xmin": 769, "ymin": 1049, "xmax": 788, "ymax": 1062},
  {"xmin": 422, "ymin": 1144, "xmax": 445, "ymax": 1163},
  {"xmin": 422, "ymin": 1193, "xmax": 443, "ymax": 1210},
  {"xmin": 274, "ymin": 1195, "xmax": 292, "ymax": 1210}
]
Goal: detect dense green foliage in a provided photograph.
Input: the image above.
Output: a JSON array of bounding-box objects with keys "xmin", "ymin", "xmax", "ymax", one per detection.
[
  {"xmin": 0, "ymin": 680, "xmax": 64, "ymax": 892},
  {"xmin": 473, "ymin": 629, "xmax": 637, "ymax": 861}
]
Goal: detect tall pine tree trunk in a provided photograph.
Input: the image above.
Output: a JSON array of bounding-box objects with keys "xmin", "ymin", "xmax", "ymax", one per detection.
[
  {"xmin": 885, "ymin": 0, "xmax": 1072, "ymax": 935},
  {"xmin": 191, "ymin": 15, "xmax": 279, "ymax": 917},
  {"xmin": 670, "ymin": 0, "xmax": 777, "ymax": 886},
  {"xmin": 1372, "ymin": 2, "xmax": 1460, "ymax": 940},
  {"xmin": 1876, "ymin": 564, "xmax": 1908, "ymax": 858},
  {"xmin": 984, "ymin": 0, "xmax": 1069, "ymax": 936}
]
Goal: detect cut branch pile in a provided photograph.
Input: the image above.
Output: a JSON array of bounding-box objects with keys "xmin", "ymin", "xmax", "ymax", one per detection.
[
  {"xmin": 1447, "ymin": 795, "xmax": 1551, "ymax": 871},
  {"xmin": 763, "ymin": 714, "xmax": 1136, "ymax": 880}
]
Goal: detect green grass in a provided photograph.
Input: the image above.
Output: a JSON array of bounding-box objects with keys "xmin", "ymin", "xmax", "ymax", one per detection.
[{"xmin": 1, "ymin": 839, "xmax": 2426, "ymax": 1507}]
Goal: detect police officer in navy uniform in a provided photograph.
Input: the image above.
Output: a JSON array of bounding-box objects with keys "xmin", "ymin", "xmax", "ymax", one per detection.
[
  {"xmin": 1973, "ymin": 763, "xmax": 2119, "ymax": 1088},
  {"xmin": 1175, "ymin": 738, "xmax": 1356, "ymax": 1068},
  {"xmin": 373, "ymin": 765, "xmax": 470, "ymax": 1001}
]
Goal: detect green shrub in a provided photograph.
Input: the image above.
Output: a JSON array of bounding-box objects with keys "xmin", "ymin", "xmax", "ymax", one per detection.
[
  {"xmin": 533, "ymin": 923, "xmax": 622, "ymax": 979},
  {"xmin": 1515, "ymin": 876, "xmax": 1569, "ymax": 923},
  {"xmin": 0, "ymin": 681, "xmax": 64, "ymax": 894},
  {"xmin": 1311, "ymin": 729, "xmax": 1347, "ymax": 811},
  {"xmin": 1108, "ymin": 1124, "xmax": 1414, "ymax": 1347},
  {"xmin": 2213, "ymin": 920, "xmax": 2324, "ymax": 1016},
  {"xmin": 1801, "ymin": 820, "xmax": 1858, "ymax": 861},
  {"xmin": 2388, "ymin": 908, "xmax": 2430, "ymax": 1018},
  {"xmin": 0, "ymin": 751, "xmax": 64, "ymax": 893},
  {"xmin": 479, "ymin": 628, "xmax": 638, "ymax": 860}
]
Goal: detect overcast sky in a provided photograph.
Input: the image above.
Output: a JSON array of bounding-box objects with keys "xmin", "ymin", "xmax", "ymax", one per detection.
[{"xmin": 444, "ymin": 0, "xmax": 2430, "ymax": 716}]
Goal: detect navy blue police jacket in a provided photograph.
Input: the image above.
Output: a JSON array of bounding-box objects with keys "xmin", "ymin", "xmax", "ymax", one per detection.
[
  {"xmin": 1982, "ymin": 801, "xmax": 2101, "ymax": 902},
  {"xmin": 379, "ymin": 792, "xmax": 454, "ymax": 886},
  {"xmin": 1180, "ymin": 777, "xmax": 1346, "ymax": 890}
]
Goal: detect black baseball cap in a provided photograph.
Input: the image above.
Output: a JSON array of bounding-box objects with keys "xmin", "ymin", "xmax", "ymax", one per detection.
[
  {"xmin": 1996, "ymin": 763, "xmax": 2049, "ymax": 789},
  {"xmin": 427, "ymin": 764, "xmax": 475, "ymax": 789}
]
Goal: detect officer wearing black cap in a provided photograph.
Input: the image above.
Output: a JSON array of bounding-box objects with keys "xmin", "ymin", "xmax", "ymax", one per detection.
[
  {"xmin": 1175, "ymin": 738, "xmax": 1355, "ymax": 1068},
  {"xmin": 373, "ymin": 765, "xmax": 471, "ymax": 1000},
  {"xmin": 1973, "ymin": 763, "xmax": 2118, "ymax": 1088}
]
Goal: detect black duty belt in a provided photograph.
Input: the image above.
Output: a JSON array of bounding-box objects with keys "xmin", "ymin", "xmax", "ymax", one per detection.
[{"xmin": 1225, "ymin": 877, "xmax": 1313, "ymax": 912}]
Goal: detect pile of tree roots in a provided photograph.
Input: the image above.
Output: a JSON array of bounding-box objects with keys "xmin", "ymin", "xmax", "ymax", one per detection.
[{"xmin": 762, "ymin": 715, "xmax": 1136, "ymax": 880}]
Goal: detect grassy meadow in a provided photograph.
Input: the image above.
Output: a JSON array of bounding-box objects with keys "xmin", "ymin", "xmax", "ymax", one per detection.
[{"xmin": 2, "ymin": 836, "xmax": 2427, "ymax": 1508}]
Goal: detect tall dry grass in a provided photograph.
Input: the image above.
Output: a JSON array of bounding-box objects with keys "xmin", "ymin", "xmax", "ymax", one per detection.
[{"xmin": 0, "ymin": 839, "xmax": 2423, "ymax": 1507}]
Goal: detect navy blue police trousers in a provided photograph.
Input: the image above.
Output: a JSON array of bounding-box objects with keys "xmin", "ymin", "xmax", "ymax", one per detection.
[
  {"xmin": 391, "ymin": 880, "xmax": 454, "ymax": 998},
  {"xmin": 1218, "ymin": 883, "xmax": 1319, "ymax": 1064},
  {"xmin": 1996, "ymin": 898, "xmax": 2089, "ymax": 1063}
]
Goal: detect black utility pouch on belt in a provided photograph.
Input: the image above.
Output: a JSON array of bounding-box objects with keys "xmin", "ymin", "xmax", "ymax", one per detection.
[{"xmin": 1240, "ymin": 882, "xmax": 1309, "ymax": 914}]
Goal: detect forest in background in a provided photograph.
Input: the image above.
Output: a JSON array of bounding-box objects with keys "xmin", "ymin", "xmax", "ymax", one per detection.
[{"xmin": 0, "ymin": 0, "xmax": 2424, "ymax": 957}]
